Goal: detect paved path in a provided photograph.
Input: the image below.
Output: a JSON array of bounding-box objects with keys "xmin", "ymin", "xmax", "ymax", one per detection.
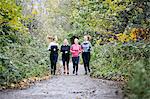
[{"xmin": 0, "ymin": 62, "xmax": 123, "ymax": 99}]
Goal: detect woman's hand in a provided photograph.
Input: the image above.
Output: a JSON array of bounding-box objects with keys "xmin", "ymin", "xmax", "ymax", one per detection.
[{"xmin": 71, "ymin": 51, "xmax": 76, "ymax": 53}]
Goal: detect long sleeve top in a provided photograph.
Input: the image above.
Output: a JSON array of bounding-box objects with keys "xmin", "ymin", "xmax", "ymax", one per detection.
[
  {"xmin": 81, "ymin": 41, "xmax": 92, "ymax": 52},
  {"xmin": 70, "ymin": 44, "xmax": 82, "ymax": 57},
  {"xmin": 48, "ymin": 42, "xmax": 59, "ymax": 54},
  {"xmin": 61, "ymin": 45, "xmax": 70, "ymax": 55}
]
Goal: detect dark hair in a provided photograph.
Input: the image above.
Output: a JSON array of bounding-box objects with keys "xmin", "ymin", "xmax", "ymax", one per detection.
[{"xmin": 70, "ymin": 36, "xmax": 79, "ymax": 44}]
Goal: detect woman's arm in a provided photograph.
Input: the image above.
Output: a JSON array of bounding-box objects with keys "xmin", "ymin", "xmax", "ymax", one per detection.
[
  {"xmin": 70, "ymin": 45, "xmax": 75, "ymax": 53},
  {"xmin": 79, "ymin": 45, "xmax": 82, "ymax": 53},
  {"xmin": 60, "ymin": 45, "xmax": 63, "ymax": 52},
  {"xmin": 89, "ymin": 42, "xmax": 92, "ymax": 51},
  {"xmin": 48, "ymin": 43, "xmax": 51, "ymax": 51},
  {"xmin": 56, "ymin": 43, "xmax": 59, "ymax": 51},
  {"xmin": 68, "ymin": 46, "xmax": 71, "ymax": 52}
]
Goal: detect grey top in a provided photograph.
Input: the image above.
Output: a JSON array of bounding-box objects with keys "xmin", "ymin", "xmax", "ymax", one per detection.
[{"xmin": 81, "ymin": 41, "xmax": 92, "ymax": 52}]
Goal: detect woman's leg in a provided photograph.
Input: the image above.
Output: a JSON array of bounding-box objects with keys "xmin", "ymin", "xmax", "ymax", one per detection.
[
  {"xmin": 51, "ymin": 62, "xmax": 54, "ymax": 74},
  {"xmin": 75, "ymin": 64, "xmax": 78, "ymax": 75},
  {"xmin": 66, "ymin": 55, "xmax": 70, "ymax": 74},
  {"xmin": 66, "ymin": 61, "xmax": 69, "ymax": 74},
  {"xmin": 53, "ymin": 53, "xmax": 58, "ymax": 75},
  {"xmin": 72, "ymin": 57, "xmax": 75, "ymax": 74},
  {"xmin": 87, "ymin": 52, "xmax": 91, "ymax": 72},
  {"xmin": 75, "ymin": 56, "xmax": 79, "ymax": 75},
  {"xmin": 53, "ymin": 62, "xmax": 57, "ymax": 75},
  {"xmin": 62, "ymin": 60, "xmax": 66, "ymax": 74},
  {"xmin": 62, "ymin": 54, "xmax": 67, "ymax": 74},
  {"xmin": 50, "ymin": 54, "xmax": 54, "ymax": 75},
  {"xmin": 82, "ymin": 52, "xmax": 87, "ymax": 74}
]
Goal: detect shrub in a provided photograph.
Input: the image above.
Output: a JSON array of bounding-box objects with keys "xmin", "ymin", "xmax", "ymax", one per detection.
[
  {"xmin": 0, "ymin": 0, "xmax": 50, "ymax": 87},
  {"xmin": 90, "ymin": 41, "xmax": 150, "ymax": 98},
  {"xmin": 0, "ymin": 36, "xmax": 50, "ymax": 86},
  {"xmin": 125, "ymin": 60, "xmax": 150, "ymax": 99}
]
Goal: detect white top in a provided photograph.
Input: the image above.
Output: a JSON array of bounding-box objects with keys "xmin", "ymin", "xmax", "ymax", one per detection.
[{"xmin": 48, "ymin": 42, "xmax": 59, "ymax": 50}]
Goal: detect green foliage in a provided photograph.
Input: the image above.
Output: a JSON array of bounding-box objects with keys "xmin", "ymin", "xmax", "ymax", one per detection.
[
  {"xmin": 126, "ymin": 60, "xmax": 150, "ymax": 99},
  {"xmin": 91, "ymin": 44, "xmax": 125, "ymax": 80},
  {"xmin": 0, "ymin": 0, "xmax": 49, "ymax": 87},
  {"xmin": 0, "ymin": 35, "xmax": 49, "ymax": 86},
  {"xmin": 69, "ymin": 0, "xmax": 150, "ymax": 44},
  {"xmin": 0, "ymin": 1, "xmax": 150, "ymax": 99},
  {"xmin": 0, "ymin": 0, "xmax": 26, "ymax": 31},
  {"xmin": 91, "ymin": 41, "xmax": 150, "ymax": 99}
]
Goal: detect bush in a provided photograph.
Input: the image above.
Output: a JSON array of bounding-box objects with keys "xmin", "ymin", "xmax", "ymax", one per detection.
[
  {"xmin": 0, "ymin": 36, "xmax": 49, "ymax": 86},
  {"xmin": 90, "ymin": 41, "xmax": 150, "ymax": 98},
  {"xmin": 126, "ymin": 60, "xmax": 150, "ymax": 99},
  {"xmin": 91, "ymin": 43, "xmax": 127, "ymax": 80},
  {"xmin": 0, "ymin": 0, "xmax": 50, "ymax": 87}
]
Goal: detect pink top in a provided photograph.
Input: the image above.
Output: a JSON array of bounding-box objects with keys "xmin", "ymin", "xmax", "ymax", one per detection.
[{"xmin": 70, "ymin": 44, "xmax": 82, "ymax": 57}]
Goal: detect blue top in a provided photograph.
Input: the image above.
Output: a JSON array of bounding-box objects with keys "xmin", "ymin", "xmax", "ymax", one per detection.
[{"xmin": 81, "ymin": 41, "xmax": 92, "ymax": 52}]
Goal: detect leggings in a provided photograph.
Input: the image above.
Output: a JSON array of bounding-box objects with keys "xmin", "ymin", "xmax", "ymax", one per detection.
[
  {"xmin": 72, "ymin": 56, "xmax": 79, "ymax": 73},
  {"xmin": 62, "ymin": 54, "xmax": 70, "ymax": 73},
  {"xmin": 82, "ymin": 52, "xmax": 90, "ymax": 73},
  {"xmin": 50, "ymin": 53, "xmax": 58, "ymax": 75}
]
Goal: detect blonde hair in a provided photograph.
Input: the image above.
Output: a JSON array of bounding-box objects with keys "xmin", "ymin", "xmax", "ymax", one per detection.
[
  {"xmin": 64, "ymin": 39, "xmax": 69, "ymax": 45},
  {"xmin": 84, "ymin": 35, "xmax": 91, "ymax": 41},
  {"xmin": 54, "ymin": 35, "xmax": 58, "ymax": 41},
  {"xmin": 47, "ymin": 35, "xmax": 58, "ymax": 43}
]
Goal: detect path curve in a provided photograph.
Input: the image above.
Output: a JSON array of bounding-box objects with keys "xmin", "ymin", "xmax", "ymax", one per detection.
[{"xmin": 0, "ymin": 62, "xmax": 123, "ymax": 99}]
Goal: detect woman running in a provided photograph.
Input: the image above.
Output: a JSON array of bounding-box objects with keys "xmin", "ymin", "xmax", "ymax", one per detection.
[
  {"xmin": 81, "ymin": 35, "xmax": 92, "ymax": 75},
  {"xmin": 70, "ymin": 38, "xmax": 82, "ymax": 75},
  {"xmin": 48, "ymin": 36, "xmax": 59, "ymax": 75},
  {"xmin": 61, "ymin": 39, "xmax": 70, "ymax": 75}
]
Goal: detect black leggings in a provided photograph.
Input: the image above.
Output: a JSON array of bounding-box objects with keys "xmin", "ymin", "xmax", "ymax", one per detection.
[
  {"xmin": 50, "ymin": 53, "xmax": 58, "ymax": 75},
  {"xmin": 72, "ymin": 57, "xmax": 79, "ymax": 73},
  {"xmin": 62, "ymin": 54, "xmax": 70, "ymax": 73},
  {"xmin": 82, "ymin": 52, "xmax": 90, "ymax": 73}
]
